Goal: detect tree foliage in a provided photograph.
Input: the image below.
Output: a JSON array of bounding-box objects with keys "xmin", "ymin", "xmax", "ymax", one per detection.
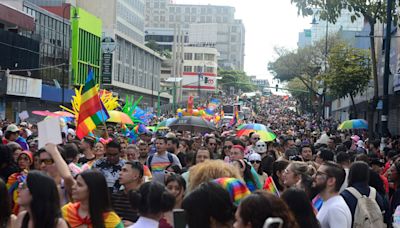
[
  {"xmin": 145, "ymin": 40, "xmax": 172, "ymax": 59},
  {"xmin": 286, "ymin": 78, "xmax": 315, "ymax": 113},
  {"xmin": 325, "ymin": 42, "xmax": 371, "ymax": 116},
  {"xmin": 217, "ymin": 69, "xmax": 256, "ymax": 93}
]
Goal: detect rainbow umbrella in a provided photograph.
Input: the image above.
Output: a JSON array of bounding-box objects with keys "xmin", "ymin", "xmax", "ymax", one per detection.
[
  {"xmin": 157, "ymin": 118, "xmax": 176, "ymax": 130},
  {"xmin": 236, "ymin": 129, "xmax": 276, "ymax": 142},
  {"xmin": 338, "ymin": 119, "xmax": 368, "ymax": 130},
  {"xmin": 106, "ymin": 110, "xmax": 134, "ymax": 125},
  {"xmin": 237, "ymin": 123, "xmax": 272, "ymax": 131}
]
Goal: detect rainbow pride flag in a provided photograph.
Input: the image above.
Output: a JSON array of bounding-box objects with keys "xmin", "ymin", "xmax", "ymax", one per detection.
[
  {"xmin": 263, "ymin": 176, "xmax": 280, "ymax": 197},
  {"xmin": 228, "ymin": 106, "xmax": 239, "ymax": 127},
  {"xmin": 213, "ymin": 177, "xmax": 251, "ymax": 206},
  {"xmin": 76, "ymin": 69, "xmax": 109, "ymax": 139}
]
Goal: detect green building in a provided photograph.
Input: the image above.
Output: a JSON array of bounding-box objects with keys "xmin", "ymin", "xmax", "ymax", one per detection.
[{"xmin": 71, "ymin": 7, "xmax": 102, "ymax": 85}]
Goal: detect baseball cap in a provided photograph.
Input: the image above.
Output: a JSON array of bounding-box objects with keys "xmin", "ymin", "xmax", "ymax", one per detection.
[
  {"xmin": 67, "ymin": 128, "xmax": 76, "ymax": 137},
  {"xmin": 6, "ymin": 124, "xmax": 20, "ymax": 133}
]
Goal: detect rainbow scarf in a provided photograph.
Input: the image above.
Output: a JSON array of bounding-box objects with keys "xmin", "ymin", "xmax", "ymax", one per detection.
[
  {"xmin": 7, "ymin": 172, "xmax": 27, "ymax": 214},
  {"xmin": 213, "ymin": 177, "xmax": 251, "ymax": 206},
  {"xmin": 263, "ymin": 176, "xmax": 280, "ymax": 197},
  {"xmin": 62, "ymin": 202, "xmax": 123, "ymax": 228}
]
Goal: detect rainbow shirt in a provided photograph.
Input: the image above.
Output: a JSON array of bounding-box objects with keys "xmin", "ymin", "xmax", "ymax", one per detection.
[{"xmin": 148, "ymin": 152, "xmax": 181, "ymax": 184}]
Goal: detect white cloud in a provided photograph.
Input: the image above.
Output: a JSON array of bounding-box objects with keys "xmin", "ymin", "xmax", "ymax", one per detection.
[{"xmin": 175, "ymin": 0, "xmax": 312, "ymax": 81}]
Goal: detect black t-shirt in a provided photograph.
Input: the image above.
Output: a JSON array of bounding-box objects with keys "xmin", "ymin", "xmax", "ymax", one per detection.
[{"xmin": 111, "ymin": 190, "xmax": 139, "ymax": 222}]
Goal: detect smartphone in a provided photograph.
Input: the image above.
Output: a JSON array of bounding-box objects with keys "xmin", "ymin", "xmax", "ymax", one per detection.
[{"xmin": 173, "ymin": 209, "xmax": 187, "ymax": 228}]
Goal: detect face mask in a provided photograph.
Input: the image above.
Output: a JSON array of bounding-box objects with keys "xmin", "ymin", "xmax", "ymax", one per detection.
[{"xmin": 255, "ymin": 140, "xmax": 267, "ymax": 153}]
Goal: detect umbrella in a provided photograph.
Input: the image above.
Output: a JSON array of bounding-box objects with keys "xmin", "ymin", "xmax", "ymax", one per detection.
[
  {"xmin": 169, "ymin": 116, "xmax": 216, "ymax": 133},
  {"xmin": 157, "ymin": 118, "xmax": 176, "ymax": 129},
  {"xmin": 32, "ymin": 110, "xmax": 74, "ymax": 118},
  {"xmin": 147, "ymin": 126, "xmax": 157, "ymax": 132},
  {"xmin": 338, "ymin": 119, "xmax": 368, "ymax": 130},
  {"xmin": 236, "ymin": 129, "xmax": 276, "ymax": 142},
  {"xmin": 107, "ymin": 110, "xmax": 134, "ymax": 125},
  {"xmin": 237, "ymin": 123, "xmax": 273, "ymax": 132}
]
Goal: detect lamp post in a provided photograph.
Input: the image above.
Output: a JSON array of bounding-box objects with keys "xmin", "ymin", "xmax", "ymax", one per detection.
[{"xmin": 382, "ymin": 0, "xmax": 392, "ymax": 137}]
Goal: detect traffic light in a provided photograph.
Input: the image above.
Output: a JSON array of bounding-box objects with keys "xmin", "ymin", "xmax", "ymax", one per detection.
[
  {"xmin": 204, "ymin": 77, "xmax": 209, "ymax": 83},
  {"xmin": 276, "ymin": 84, "xmax": 278, "ymax": 92}
]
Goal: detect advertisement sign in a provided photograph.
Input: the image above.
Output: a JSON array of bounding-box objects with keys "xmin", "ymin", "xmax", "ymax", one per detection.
[
  {"xmin": 101, "ymin": 53, "xmax": 112, "ymax": 84},
  {"xmin": 182, "ymin": 72, "xmax": 216, "ymax": 91}
]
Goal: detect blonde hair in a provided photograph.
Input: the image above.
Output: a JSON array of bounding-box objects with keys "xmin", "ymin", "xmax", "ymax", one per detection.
[
  {"xmin": 188, "ymin": 160, "xmax": 242, "ymax": 191},
  {"xmin": 288, "ymin": 161, "xmax": 315, "ymax": 177}
]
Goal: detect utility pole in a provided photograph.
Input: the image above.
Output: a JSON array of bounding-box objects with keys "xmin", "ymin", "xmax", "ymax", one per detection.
[{"xmin": 382, "ymin": 0, "xmax": 392, "ymax": 137}]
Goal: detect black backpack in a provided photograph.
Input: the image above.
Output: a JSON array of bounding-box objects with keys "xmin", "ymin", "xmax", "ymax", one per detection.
[{"xmin": 147, "ymin": 152, "xmax": 174, "ymax": 172}]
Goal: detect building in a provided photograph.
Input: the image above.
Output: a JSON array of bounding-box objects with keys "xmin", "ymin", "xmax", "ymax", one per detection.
[
  {"xmin": 181, "ymin": 45, "xmax": 219, "ymax": 99},
  {"xmin": 144, "ymin": 0, "xmax": 245, "ymax": 71},
  {"xmin": 298, "ymin": 29, "xmax": 311, "ymax": 48},
  {"xmin": 251, "ymin": 77, "xmax": 270, "ymax": 91}
]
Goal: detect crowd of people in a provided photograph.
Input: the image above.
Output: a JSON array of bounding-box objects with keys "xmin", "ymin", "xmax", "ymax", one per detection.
[{"xmin": 1, "ymin": 94, "xmax": 400, "ymax": 228}]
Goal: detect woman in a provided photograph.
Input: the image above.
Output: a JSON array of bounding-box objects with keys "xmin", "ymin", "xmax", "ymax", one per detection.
[
  {"xmin": 263, "ymin": 159, "xmax": 289, "ymax": 195},
  {"xmin": 181, "ymin": 147, "xmax": 211, "ymax": 190},
  {"xmin": 282, "ymin": 161, "xmax": 312, "ymax": 188},
  {"xmin": 126, "ymin": 145, "xmax": 139, "ymax": 161},
  {"xmin": 232, "ymin": 159, "xmax": 258, "ymax": 192},
  {"xmin": 160, "ymin": 175, "xmax": 187, "ymax": 228},
  {"xmin": 234, "ymin": 191, "xmax": 299, "ymax": 228},
  {"xmin": 281, "ymin": 188, "xmax": 320, "ymax": 228},
  {"xmin": 248, "ymin": 153, "xmax": 268, "ymax": 185},
  {"xmin": 14, "ymin": 170, "xmax": 68, "ymax": 228},
  {"xmin": 128, "ymin": 181, "xmax": 175, "ymax": 228},
  {"xmin": 0, "ymin": 178, "xmax": 16, "ymax": 228},
  {"xmin": 7, "ymin": 142, "xmax": 23, "ymax": 163},
  {"xmin": 62, "ymin": 170, "xmax": 123, "ymax": 228},
  {"xmin": 94, "ymin": 140, "xmax": 107, "ymax": 159},
  {"xmin": 182, "ymin": 182, "xmax": 235, "ymax": 228}
]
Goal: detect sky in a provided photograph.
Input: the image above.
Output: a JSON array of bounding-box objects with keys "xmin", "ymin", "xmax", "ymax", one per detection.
[{"xmin": 175, "ymin": 0, "xmax": 312, "ymax": 83}]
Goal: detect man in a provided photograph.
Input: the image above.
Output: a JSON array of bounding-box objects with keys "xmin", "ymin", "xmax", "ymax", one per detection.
[
  {"xmin": 2, "ymin": 124, "xmax": 29, "ymax": 150},
  {"xmin": 313, "ymin": 161, "xmax": 352, "ymax": 228},
  {"xmin": 112, "ymin": 161, "xmax": 143, "ymax": 226},
  {"xmin": 147, "ymin": 136, "xmax": 181, "ymax": 184},
  {"xmin": 300, "ymin": 145, "xmax": 313, "ymax": 162},
  {"xmin": 167, "ymin": 137, "xmax": 186, "ymax": 167},
  {"xmin": 327, "ymin": 137, "xmax": 336, "ymax": 151},
  {"xmin": 137, "ymin": 141, "xmax": 149, "ymax": 165},
  {"xmin": 92, "ymin": 140, "xmax": 126, "ymax": 192},
  {"xmin": 283, "ymin": 137, "xmax": 295, "ymax": 152},
  {"xmin": 315, "ymin": 149, "xmax": 335, "ymax": 165},
  {"xmin": 340, "ymin": 161, "xmax": 387, "ymax": 227},
  {"xmin": 337, "ymin": 152, "xmax": 351, "ymax": 192},
  {"xmin": 78, "ymin": 136, "xmax": 96, "ymax": 165},
  {"xmin": 205, "ymin": 137, "xmax": 218, "ymax": 159},
  {"xmin": 140, "ymin": 132, "xmax": 156, "ymax": 156}
]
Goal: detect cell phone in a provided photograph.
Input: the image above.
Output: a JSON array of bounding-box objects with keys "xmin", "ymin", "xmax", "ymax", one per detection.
[{"xmin": 173, "ymin": 209, "xmax": 187, "ymax": 228}]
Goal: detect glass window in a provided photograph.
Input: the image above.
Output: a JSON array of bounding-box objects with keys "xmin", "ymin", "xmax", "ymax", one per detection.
[
  {"xmin": 204, "ymin": 54, "xmax": 214, "ymax": 61},
  {"xmin": 183, "ymin": 66, "xmax": 192, "ymax": 72},
  {"xmin": 206, "ymin": 67, "xmax": 214, "ymax": 73},
  {"xmin": 201, "ymin": 8, "xmax": 206, "ymax": 13},
  {"xmin": 191, "ymin": 8, "xmax": 197, "ymax": 13},
  {"xmin": 185, "ymin": 7, "xmax": 190, "ymax": 13},
  {"xmin": 184, "ymin": 53, "xmax": 192, "ymax": 60},
  {"xmin": 206, "ymin": 16, "xmax": 212, "ymax": 23}
]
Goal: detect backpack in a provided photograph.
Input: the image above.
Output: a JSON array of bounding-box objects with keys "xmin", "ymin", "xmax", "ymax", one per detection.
[
  {"xmin": 147, "ymin": 152, "xmax": 174, "ymax": 172},
  {"xmin": 346, "ymin": 187, "xmax": 384, "ymax": 228}
]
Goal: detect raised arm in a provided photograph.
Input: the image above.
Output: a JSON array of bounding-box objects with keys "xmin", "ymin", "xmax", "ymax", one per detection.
[{"xmin": 44, "ymin": 143, "xmax": 76, "ymax": 189}]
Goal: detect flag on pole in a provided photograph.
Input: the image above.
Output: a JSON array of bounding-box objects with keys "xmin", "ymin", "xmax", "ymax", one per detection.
[
  {"xmin": 263, "ymin": 176, "xmax": 280, "ymax": 197},
  {"xmin": 228, "ymin": 106, "xmax": 239, "ymax": 127},
  {"xmin": 76, "ymin": 69, "xmax": 109, "ymax": 139}
]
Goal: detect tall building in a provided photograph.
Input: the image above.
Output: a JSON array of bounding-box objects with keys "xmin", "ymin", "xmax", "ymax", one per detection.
[
  {"xmin": 297, "ymin": 29, "xmax": 311, "ymax": 48},
  {"xmin": 144, "ymin": 0, "xmax": 245, "ymax": 71}
]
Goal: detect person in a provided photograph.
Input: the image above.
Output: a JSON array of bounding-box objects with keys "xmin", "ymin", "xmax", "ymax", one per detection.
[
  {"xmin": 181, "ymin": 147, "xmax": 211, "ymax": 190},
  {"xmin": 147, "ymin": 137, "xmax": 181, "ymax": 184},
  {"xmin": 182, "ymin": 182, "xmax": 235, "ymax": 228},
  {"xmin": 340, "ymin": 161, "xmax": 386, "ymax": 227},
  {"xmin": 205, "ymin": 137, "xmax": 219, "ymax": 159},
  {"xmin": 3, "ymin": 124, "xmax": 29, "ymax": 151},
  {"xmin": 229, "ymin": 145, "xmax": 262, "ymax": 189},
  {"xmin": 234, "ymin": 191, "xmax": 299, "ymax": 228},
  {"xmin": 315, "ymin": 149, "xmax": 335, "ymax": 165},
  {"xmin": 120, "ymin": 140, "xmax": 128, "ymax": 160},
  {"xmin": 161, "ymin": 175, "xmax": 187, "ymax": 228},
  {"xmin": 94, "ymin": 140, "xmax": 107, "ymax": 159},
  {"xmin": 78, "ymin": 136, "xmax": 96, "ymax": 168},
  {"xmin": 126, "ymin": 144, "xmax": 139, "ymax": 161},
  {"xmin": 300, "ymin": 145, "xmax": 313, "ymax": 162},
  {"xmin": 92, "ymin": 140, "xmax": 126, "ymax": 193},
  {"xmin": 264, "ymin": 159, "xmax": 289, "ymax": 194},
  {"xmin": 62, "ymin": 143, "xmax": 82, "ymax": 177},
  {"xmin": 14, "ymin": 170, "xmax": 68, "ymax": 228},
  {"xmin": 112, "ymin": 161, "xmax": 144, "ymax": 226},
  {"xmin": 62, "ymin": 170, "xmax": 123, "ymax": 228},
  {"xmin": 221, "ymin": 137, "xmax": 234, "ymax": 160},
  {"xmin": 0, "ymin": 178, "xmax": 16, "ymax": 228},
  {"xmin": 313, "ymin": 161, "xmax": 352, "ymax": 228},
  {"xmin": 128, "ymin": 181, "xmax": 175, "ymax": 228},
  {"xmin": 283, "ymin": 161, "xmax": 313, "ymax": 188},
  {"xmin": 0, "ymin": 145, "xmax": 19, "ymax": 182},
  {"xmin": 248, "ymin": 153, "xmax": 268, "ymax": 185},
  {"xmin": 281, "ymin": 188, "xmax": 320, "ymax": 228},
  {"xmin": 232, "ymin": 159, "xmax": 259, "ymax": 192},
  {"xmin": 336, "ymin": 152, "xmax": 351, "ymax": 192},
  {"xmin": 167, "ymin": 137, "xmax": 186, "ymax": 167},
  {"xmin": 137, "ymin": 141, "xmax": 149, "ymax": 165}
]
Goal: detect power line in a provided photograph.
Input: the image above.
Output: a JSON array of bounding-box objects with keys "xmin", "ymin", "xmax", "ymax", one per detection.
[{"xmin": 0, "ymin": 63, "xmax": 66, "ymax": 72}]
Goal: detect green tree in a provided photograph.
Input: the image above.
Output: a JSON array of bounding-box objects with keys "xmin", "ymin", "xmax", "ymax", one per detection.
[
  {"xmin": 290, "ymin": 0, "xmax": 396, "ymax": 136},
  {"xmin": 217, "ymin": 69, "xmax": 256, "ymax": 93},
  {"xmin": 286, "ymin": 78, "xmax": 316, "ymax": 113},
  {"xmin": 325, "ymin": 42, "xmax": 371, "ymax": 118},
  {"xmin": 145, "ymin": 40, "xmax": 160, "ymax": 52}
]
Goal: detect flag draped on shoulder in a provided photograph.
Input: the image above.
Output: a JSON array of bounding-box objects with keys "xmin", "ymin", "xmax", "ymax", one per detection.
[{"xmin": 76, "ymin": 69, "xmax": 109, "ymax": 139}]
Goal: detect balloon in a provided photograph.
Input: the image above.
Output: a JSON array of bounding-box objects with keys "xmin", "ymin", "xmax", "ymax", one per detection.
[
  {"xmin": 199, "ymin": 110, "xmax": 205, "ymax": 116},
  {"xmin": 178, "ymin": 112, "xmax": 183, "ymax": 118}
]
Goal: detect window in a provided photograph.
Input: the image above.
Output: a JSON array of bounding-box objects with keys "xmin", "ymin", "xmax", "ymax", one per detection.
[
  {"xmin": 223, "ymin": 17, "xmax": 228, "ymax": 23},
  {"xmin": 231, "ymin": 35, "xmax": 236, "ymax": 42},
  {"xmin": 216, "ymin": 16, "xmax": 221, "ymax": 23},
  {"xmin": 206, "ymin": 16, "xmax": 212, "ymax": 23},
  {"xmin": 207, "ymin": 8, "xmax": 212, "ymax": 14},
  {"xmin": 184, "ymin": 66, "xmax": 192, "ymax": 72},
  {"xmin": 185, "ymin": 16, "xmax": 190, "ymax": 22},
  {"xmin": 184, "ymin": 53, "xmax": 193, "ymax": 60},
  {"xmin": 206, "ymin": 67, "xmax": 214, "ymax": 73},
  {"xmin": 191, "ymin": 8, "xmax": 197, "ymax": 13},
  {"xmin": 194, "ymin": 53, "xmax": 203, "ymax": 60},
  {"xmin": 194, "ymin": 66, "xmax": 203, "ymax": 72},
  {"xmin": 201, "ymin": 8, "xmax": 206, "ymax": 13},
  {"xmin": 185, "ymin": 7, "xmax": 190, "ymax": 13},
  {"xmin": 204, "ymin": 54, "xmax": 214, "ymax": 61},
  {"xmin": 191, "ymin": 16, "xmax": 196, "ymax": 22},
  {"xmin": 200, "ymin": 16, "xmax": 205, "ymax": 22},
  {"xmin": 232, "ymin": 26, "xmax": 237, "ymax": 32},
  {"xmin": 169, "ymin": 15, "xmax": 174, "ymax": 21}
]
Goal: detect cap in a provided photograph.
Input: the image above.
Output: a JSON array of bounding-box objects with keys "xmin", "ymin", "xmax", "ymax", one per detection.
[
  {"xmin": 18, "ymin": 151, "xmax": 33, "ymax": 164},
  {"xmin": 248, "ymin": 153, "xmax": 262, "ymax": 161},
  {"xmin": 6, "ymin": 124, "xmax": 20, "ymax": 133},
  {"xmin": 351, "ymin": 135, "xmax": 360, "ymax": 142},
  {"xmin": 19, "ymin": 122, "xmax": 28, "ymax": 127},
  {"xmin": 67, "ymin": 128, "xmax": 76, "ymax": 137}
]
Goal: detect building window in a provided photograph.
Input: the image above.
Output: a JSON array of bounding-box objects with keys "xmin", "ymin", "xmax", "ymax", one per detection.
[
  {"xmin": 232, "ymin": 26, "xmax": 237, "ymax": 32},
  {"xmin": 185, "ymin": 7, "xmax": 190, "ymax": 13},
  {"xmin": 169, "ymin": 15, "xmax": 174, "ymax": 21},
  {"xmin": 200, "ymin": 16, "xmax": 205, "ymax": 22},
  {"xmin": 184, "ymin": 53, "xmax": 193, "ymax": 60},
  {"xmin": 204, "ymin": 54, "xmax": 215, "ymax": 61},
  {"xmin": 231, "ymin": 35, "xmax": 236, "ymax": 42},
  {"xmin": 223, "ymin": 17, "xmax": 228, "ymax": 23},
  {"xmin": 194, "ymin": 53, "xmax": 203, "ymax": 60},
  {"xmin": 194, "ymin": 66, "xmax": 203, "ymax": 72},
  {"xmin": 191, "ymin": 16, "xmax": 196, "ymax": 22},
  {"xmin": 184, "ymin": 66, "xmax": 192, "ymax": 72},
  {"xmin": 191, "ymin": 8, "xmax": 197, "ymax": 13},
  {"xmin": 185, "ymin": 16, "xmax": 190, "ymax": 22},
  {"xmin": 201, "ymin": 8, "xmax": 206, "ymax": 13},
  {"xmin": 206, "ymin": 67, "xmax": 214, "ymax": 73},
  {"xmin": 206, "ymin": 16, "xmax": 212, "ymax": 23}
]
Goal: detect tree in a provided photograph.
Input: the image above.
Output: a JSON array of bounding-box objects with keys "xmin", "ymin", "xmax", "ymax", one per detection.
[
  {"xmin": 290, "ymin": 0, "xmax": 396, "ymax": 137},
  {"xmin": 325, "ymin": 42, "xmax": 371, "ymax": 118},
  {"xmin": 217, "ymin": 69, "xmax": 256, "ymax": 93},
  {"xmin": 145, "ymin": 40, "xmax": 160, "ymax": 52},
  {"xmin": 286, "ymin": 78, "xmax": 316, "ymax": 113}
]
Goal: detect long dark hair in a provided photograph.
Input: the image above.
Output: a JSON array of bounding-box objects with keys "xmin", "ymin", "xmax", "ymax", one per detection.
[
  {"xmin": 25, "ymin": 170, "xmax": 61, "ymax": 228},
  {"xmin": 281, "ymin": 188, "xmax": 320, "ymax": 228},
  {"xmin": 0, "ymin": 179, "xmax": 11, "ymax": 228},
  {"xmin": 234, "ymin": 160, "xmax": 257, "ymax": 188},
  {"xmin": 78, "ymin": 170, "xmax": 112, "ymax": 228}
]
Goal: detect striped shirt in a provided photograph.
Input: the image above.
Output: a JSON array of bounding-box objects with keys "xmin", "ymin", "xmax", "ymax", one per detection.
[{"xmin": 111, "ymin": 190, "xmax": 138, "ymax": 223}]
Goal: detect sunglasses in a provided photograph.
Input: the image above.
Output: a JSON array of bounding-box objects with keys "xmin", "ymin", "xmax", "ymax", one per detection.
[
  {"xmin": 249, "ymin": 160, "xmax": 261, "ymax": 164},
  {"xmin": 40, "ymin": 158, "xmax": 54, "ymax": 165},
  {"xmin": 252, "ymin": 137, "xmax": 260, "ymax": 140},
  {"xmin": 224, "ymin": 145, "xmax": 232, "ymax": 150}
]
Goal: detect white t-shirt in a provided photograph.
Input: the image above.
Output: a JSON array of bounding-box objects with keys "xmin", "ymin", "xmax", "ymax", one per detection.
[{"xmin": 317, "ymin": 195, "xmax": 352, "ymax": 228}]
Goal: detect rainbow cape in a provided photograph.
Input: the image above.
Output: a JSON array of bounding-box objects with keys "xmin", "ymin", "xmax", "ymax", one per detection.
[
  {"xmin": 62, "ymin": 202, "xmax": 123, "ymax": 228},
  {"xmin": 263, "ymin": 176, "xmax": 280, "ymax": 197},
  {"xmin": 213, "ymin": 177, "xmax": 251, "ymax": 206}
]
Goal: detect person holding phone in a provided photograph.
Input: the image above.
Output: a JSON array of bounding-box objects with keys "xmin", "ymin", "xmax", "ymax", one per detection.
[{"xmin": 160, "ymin": 175, "xmax": 187, "ymax": 228}]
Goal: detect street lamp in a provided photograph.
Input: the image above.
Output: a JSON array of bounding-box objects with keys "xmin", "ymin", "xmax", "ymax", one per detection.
[{"xmin": 62, "ymin": 5, "xmax": 79, "ymax": 107}]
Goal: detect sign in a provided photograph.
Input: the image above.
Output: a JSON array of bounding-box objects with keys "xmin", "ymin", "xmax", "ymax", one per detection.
[
  {"xmin": 101, "ymin": 37, "xmax": 116, "ymax": 54},
  {"xmin": 376, "ymin": 100, "xmax": 383, "ymax": 110},
  {"xmin": 18, "ymin": 111, "xmax": 29, "ymax": 121},
  {"xmin": 101, "ymin": 53, "xmax": 113, "ymax": 84},
  {"xmin": 394, "ymin": 73, "xmax": 400, "ymax": 92},
  {"xmin": 38, "ymin": 117, "xmax": 62, "ymax": 148}
]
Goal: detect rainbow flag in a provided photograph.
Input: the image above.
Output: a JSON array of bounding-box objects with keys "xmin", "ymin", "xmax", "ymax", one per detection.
[
  {"xmin": 213, "ymin": 177, "xmax": 251, "ymax": 206},
  {"xmin": 76, "ymin": 69, "xmax": 109, "ymax": 139},
  {"xmin": 228, "ymin": 106, "xmax": 239, "ymax": 127},
  {"xmin": 263, "ymin": 176, "xmax": 280, "ymax": 197}
]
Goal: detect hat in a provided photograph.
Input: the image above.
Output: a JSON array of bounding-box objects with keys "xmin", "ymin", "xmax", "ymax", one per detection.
[
  {"xmin": 248, "ymin": 153, "xmax": 262, "ymax": 161},
  {"xmin": 213, "ymin": 177, "xmax": 251, "ymax": 206},
  {"xmin": 18, "ymin": 151, "xmax": 33, "ymax": 164},
  {"xmin": 19, "ymin": 122, "xmax": 28, "ymax": 127},
  {"xmin": 6, "ymin": 124, "xmax": 20, "ymax": 133},
  {"xmin": 67, "ymin": 128, "xmax": 76, "ymax": 137},
  {"xmin": 351, "ymin": 135, "xmax": 360, "ymax": 142},
  {"xmin": 357, "ymin": 140, "xmax": 365, "ymax": 148}
]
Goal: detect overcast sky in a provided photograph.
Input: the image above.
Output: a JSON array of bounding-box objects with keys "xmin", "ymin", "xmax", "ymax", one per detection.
[{"xmin": 175, "ymin": 0, "xmax": 312, "ymax": 82}]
